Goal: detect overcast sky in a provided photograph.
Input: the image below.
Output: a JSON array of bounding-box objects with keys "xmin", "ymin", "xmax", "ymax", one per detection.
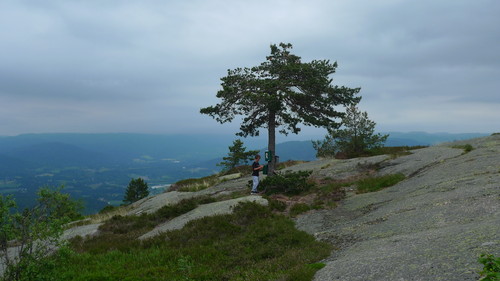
[{"xmin": 1, "ymin": 0, "xmax": 498, "ymax": 139}]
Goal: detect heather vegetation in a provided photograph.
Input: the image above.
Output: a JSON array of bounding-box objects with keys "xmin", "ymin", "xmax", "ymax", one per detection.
[{"xmin": 17, "ymin": 202, "xmax": 331, "ymax": 281}]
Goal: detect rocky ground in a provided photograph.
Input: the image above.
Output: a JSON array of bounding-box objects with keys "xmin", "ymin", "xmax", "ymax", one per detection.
[
  {"xmin": 2, "ymin": 135, "xmax": 499, "ymax": 280},
  {"xmin": 294, "ymin": 135, "xmax": 500, "ymax": 280}
]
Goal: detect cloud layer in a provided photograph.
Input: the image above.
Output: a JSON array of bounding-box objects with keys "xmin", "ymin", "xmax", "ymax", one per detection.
[{"xmin": 1, "ymin": 0, "xmax": 499, "ymax": 136}]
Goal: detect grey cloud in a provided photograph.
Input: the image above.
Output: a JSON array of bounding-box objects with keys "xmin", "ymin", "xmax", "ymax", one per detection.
[{"xmin": 0, "ymin": 0, "xmax": 499, "ymax": 136}]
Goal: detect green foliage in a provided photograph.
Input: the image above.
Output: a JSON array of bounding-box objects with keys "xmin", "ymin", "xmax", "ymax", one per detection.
[
  {"xmin": 70, "ymin": 196, "xmax": 215, "ymax": 255},
  {"xmin": 479, "ymin": 254, "xmax": 500, "ymax": 280},
  {"xmin": 0, "ymin": 186, "xmax": 82, "ymax": 281},
  {"xmin": 267, "ymin": 198, "xmax": 287, "ymax": 212},
  {"xmin": 452, "ymin": 144, "xmax": 474, "ymax": 154},
  {"xmin": 289, "ymin": 203, "xmax": 312, "ymax": 217},
  {"xmin": 171, "ymin": 174, "xmax": 219, "ymax": 192},
  {"xmin": 260, "ymin": 170, "xmax": 315, "ymax": 196},
  {"xmin": 313, "ymin": 105, "xmax": 388, "ymax": 158},
  {"xmin": 218, "ymin": 139, "xmax": 259, "ymax": 171},
  {"xmin": 200, "ymin": 42, "xmax": 360, "ymax": 137},
  {"xmin": 98, "ymin": 205, "xmax": 117, "ymax": 215},
  {"xmin": 356, "ymin": 174, "xmax": 406, "ymax": 194},
  {"xmin": 123, "ymin": 178, "xmax": 149, "ymax": 204},
  {"xmin": 201, "ymin": 42, "xmax": 361, "ymax": 174},
  {"xmin": 222, "ymin": 164, "xmax": 252, "ymax": 176},
  {"xmin": 35, "ymin": 202, "xmax": 332, "ymax": 280}
]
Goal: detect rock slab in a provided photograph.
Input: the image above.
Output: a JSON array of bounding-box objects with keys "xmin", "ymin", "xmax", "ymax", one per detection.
[{"xmin": 294, "ymin": 135, "xmax": 500, "ymax": 281}]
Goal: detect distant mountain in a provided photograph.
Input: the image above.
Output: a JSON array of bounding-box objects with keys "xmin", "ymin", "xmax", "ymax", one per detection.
[
  {"xmin": 0, "ymin": 133, "xmax": 234, "ymax": 163},
  {"xmin": 384, "ymin": 132, "xmax": 490, "ymax": 146},
  {"xmin": 0, "ymin": 132, "xmax": 490, "ymax": 214},
  {"xmin": 5, "ymin": 142, "xmax": 106, "ymax": 167}
]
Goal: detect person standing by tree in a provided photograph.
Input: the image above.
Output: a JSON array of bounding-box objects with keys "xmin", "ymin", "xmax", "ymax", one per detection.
[
  {"xmin": 251, "ymin": 154, "xmax": 264, "ymax": 194},
  {"xmin": 200, "ymin": 43, "xmax": 361, "ymax": 176}
]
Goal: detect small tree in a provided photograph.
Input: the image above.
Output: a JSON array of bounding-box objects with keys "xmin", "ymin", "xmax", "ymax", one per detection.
[
  {"xmin": 313, "ymin": 105, "xmax": 388, "ymax": 158},
  {"xmin": 201, "ymin": 43, "xmax": 361, "ymax": 175},
  {"xmin": 124, "ymin": 178, "xmax": 149, "ymax": 204},
  {"xmin": 218, "ymin": 139, "xmax": 259, "ymax": 171},
  {"xmin": 1, "ymin": 186, "xmax": 83, "ymax": 281}
]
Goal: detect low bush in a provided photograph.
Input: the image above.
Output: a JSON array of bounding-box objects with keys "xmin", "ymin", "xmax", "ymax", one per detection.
[
  {"xmin": 356, "ymin": 173, "xmax": 406, "ymax": 194},
  {"xmin": 452, "ymin": 144, "xmax": 474, "ymax": 154},
  {"xmin": 70, "ymin": 196, "xmax": 215, "ymax": 254},
  {"xmin": 221, "ymin": 164, "xmax": 252, "ymax": 176},
  {"xmin": 260, "ymin": 170, "xmax": 315, "ymax": 196},
  {"xmin": 289, "ymin": 203, "xmax": 312, "ymax": 217},
  {"xmin": 479, "ymin": 253, "xmax": 500, "ymax": 280},
  {"xmin": 36, "ymin": 202, "xmax": 332, "ymax": 280},
  {"xmin": 170, "ymin": 175, "xmax": 219, "ymax": 192},
  {"xmin": 267, "ymin": 198, "xmax": 287, "ymax": 212},
  {"xmin": 98, "ymin": 205, "xmax": 117, "ymax": 214}
]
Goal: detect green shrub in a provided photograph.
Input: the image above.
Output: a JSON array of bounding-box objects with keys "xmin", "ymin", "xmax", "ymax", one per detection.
[
  {"xmin": 70, "ymin": 196, "xmax": 215, "ymax": 254},
  {"xmin": 267, "ymin": 198, "xmax": 287, "ymax": 212},
  {"xmin": 123, "ymin": 178, "xmax": 149, "ymax": 204},
  {"xmin": 289, "ymin": 203, "xmax": 311, "ymax": 217},
  {"xmin": 171, "ymin": 175, "xmax": 220, "ymax": 192},
  {"xmin": 479, "ymin": 254, "xmax": 500, "ymax": 280},
  {"xmin": 41, "ymin": 202, "xmax": 332, "ymax": 280},
  {"xmin": 222, "ymin": 164, "xmax": 251, "ymax": 176},
  {"xmin": 463, "ymin": 144, "xmax": 473, "ymax": 153},
  {"xmin": 260, "ymin": 170, "xmax": 315, "ymax": 196},
  {"xmin": 98, "ymin": 205, "xmax": 117, "ymax": 214},
  {"xmin": 452, "ymin": 144, "xmax": 474, "ymax": 154},
  {"xmin": 356, "ymin": 173, "xmax": 406, "ymax": 194}
]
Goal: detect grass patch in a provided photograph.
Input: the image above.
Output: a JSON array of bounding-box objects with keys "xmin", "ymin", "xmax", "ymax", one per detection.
[
  {"xmin": 170, "ymin": 174, "xmax": 220, "ymax": 192},
  {"xmin": 356, "ymin": 173, "xmax": 406, "ymax": 194},
  {"xmin": 70, "ymin": 196, "xmax": 216, "ymax": 254},
  {"xmin": 276, "ymin": 160, "xmax": 308, "ymax": 170},
  {"xmin": 37, "ymin": 202, "xmax": 332, "ymax": 280},
  {"xmin": 221, "ymin": 164, "xmax": 252, "ymax": 176},
  {"xmin": 289, "ymin": 203, "xmax": 312, "ymax": 217},
  {"xmin": 260, "ymin": 170, "xmax": 315, "ymax": 196},
  {"xmin": 452, "ymin": 144, "xmax": 474, "ymax": 154},
  {"xmin": 478, "ymin": 253, "xmax": 500, "ymax": 280}
]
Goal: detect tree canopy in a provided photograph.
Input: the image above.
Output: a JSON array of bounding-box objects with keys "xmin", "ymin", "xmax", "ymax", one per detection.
[
  {"xmin": 218, "ymin": 139, "xmax": 259, "ymax": 171},
  {"xmin": 312, "ymin": 105, "xmax": 389, "ymax": 158},
  {"xmin": 201, "ymin": 43, "xmax": 361, "ymax": 174},
  {"xmin": 124, "ymin": 178, "xmax": 149, "ymax": 205}
]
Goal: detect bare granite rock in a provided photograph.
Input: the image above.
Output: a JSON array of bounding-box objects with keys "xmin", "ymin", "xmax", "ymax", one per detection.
[
  {"xmin": 294, "ymin": 134, "xmax": 500, "ymax": 281},
  {"xmin": 127, "ymin": 175, "xmax": 252, "ymax": 215}
]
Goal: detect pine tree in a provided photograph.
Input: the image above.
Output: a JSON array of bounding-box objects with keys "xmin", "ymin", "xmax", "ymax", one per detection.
[
  {"xmin": 201, "ymin": 43, "xmax": 360, "ymax": 175},
  {"xmin": 313, "ymin": 105, "xmax": 388, "ymax": 158},
  {"xmin": 218, "ymin": 139, "xmax": 259, "ymax": 171},
  {"xmin": 124, "ymin": 178, "xmax": 149, "ymax": 204}
]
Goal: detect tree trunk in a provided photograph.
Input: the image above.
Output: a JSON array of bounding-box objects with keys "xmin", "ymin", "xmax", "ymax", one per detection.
[{"xmin": 268, "ymin": 110, "xmax": 276, "ymax": 175}]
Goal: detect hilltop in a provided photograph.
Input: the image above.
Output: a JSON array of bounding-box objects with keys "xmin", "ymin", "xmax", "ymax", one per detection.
[{"xmin": 2, "ymin": 134, "xmax": 498, "ymax": 279}]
